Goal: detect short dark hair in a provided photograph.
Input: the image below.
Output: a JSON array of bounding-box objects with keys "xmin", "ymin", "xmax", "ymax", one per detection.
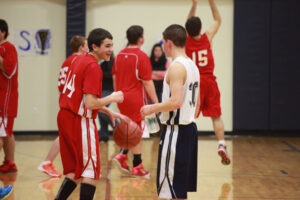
[
  {"xmin": 88, "ymin": 28, "xmax": 113, "ymax": 51},
  {"xmin": 163, "ymin": 24, "xmax": 187, "ymax": 48},
  {"xmin": 185, "ymin": 16, "xmax": 202, "ymax": 37},
  {"xmin": 70, "ymin": 35, "xmax": 86, "ymax": 53},
  {"xmin": 0, "ymin": 19, "xmax": 9, "ymax": 39},
  {"xmin": 126, "ymin": 25, "xmax": 143, "ymax": 45}
]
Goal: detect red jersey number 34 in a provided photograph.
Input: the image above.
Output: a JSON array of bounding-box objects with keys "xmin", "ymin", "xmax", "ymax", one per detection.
[{"xmin": 62, "ymin": 71, "xmax": 76, "ymax": 98}]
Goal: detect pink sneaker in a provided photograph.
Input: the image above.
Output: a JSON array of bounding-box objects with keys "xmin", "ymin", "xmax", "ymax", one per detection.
[
  {"xmin": 218, "ymin": 144, "xmax": 231, "ymax": 165},
  {"xmin": 131, "ymin": 163, "xmax": 150, "ymax": 178},
  {"xmin": 113, "ymin": 154, "xmax": 130, "ymax": 174},
  {"xmin": 38, "ymin": 161, "xmax": 62, "ymax": 177}
]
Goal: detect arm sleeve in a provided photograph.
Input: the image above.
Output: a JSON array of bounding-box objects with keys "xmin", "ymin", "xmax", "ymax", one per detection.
[
  {"xmin": 138, "ymin": 54, "xmax": 152, "ymax": 81},
  {"xmin": 83, "ymin": 63, "xmax": 102, "ymax": 96},
  {"xmin": 3, "ymin": 45, "xmax": 18, "ymax": 78}
]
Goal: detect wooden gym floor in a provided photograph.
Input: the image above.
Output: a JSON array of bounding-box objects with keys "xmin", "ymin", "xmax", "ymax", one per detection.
[{"xmin": 1, "ymin": 135, "xmax": 300, "ymax": 200}]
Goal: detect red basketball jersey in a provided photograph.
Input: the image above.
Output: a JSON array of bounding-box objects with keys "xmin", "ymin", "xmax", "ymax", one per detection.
[
  {"xmin": 185, "ymin": 33, "xmax": 215, "ymax": 75},
  {"xmin": 0, "ymin": 41, "xmax": 18, "ymax": 117},
  {"xmin": 59, "ymin": 53, "xmax": 102, "ymax": 119},
  {"xmin": 58, "ymin": 54, "xmax": 78, "ymax": 93},
  {"xmin": 112, "ymin": 48, "xmax": 152, "ymax": 122}
]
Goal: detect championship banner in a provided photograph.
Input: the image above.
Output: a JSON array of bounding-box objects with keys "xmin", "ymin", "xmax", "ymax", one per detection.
[{"xmin": 12, "ymin": 29, "xmax": 51, "ymax": 56}]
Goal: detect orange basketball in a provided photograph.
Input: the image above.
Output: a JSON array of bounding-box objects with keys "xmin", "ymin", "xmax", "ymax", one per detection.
[{"xmin": 113, "ymin": 116, "xmax": 142, "ymax": 149}]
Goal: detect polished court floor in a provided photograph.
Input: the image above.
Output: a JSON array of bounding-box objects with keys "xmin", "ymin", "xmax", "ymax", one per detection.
[{"xmin": 1, "ymin": 135, "xmax": 300, "ymax": 199}]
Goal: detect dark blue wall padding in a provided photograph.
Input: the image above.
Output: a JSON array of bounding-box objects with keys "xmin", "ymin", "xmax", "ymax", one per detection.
[
  {"xmin": 233, "ymin": 0, "xmax": 271, "ymax": 130},
  {"xmin": 270, "ymin": 0, "xmax": 300, "ymax": 130},
  {"xmin": 66, "ymin": 0, "xmax": 86, "ymax": 57},
  {"xmin": 234, "ymin": 0, "xmax": 300, "ymax": 131}
]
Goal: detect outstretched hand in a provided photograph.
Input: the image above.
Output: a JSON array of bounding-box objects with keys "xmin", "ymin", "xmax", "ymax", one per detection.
[
  {"xmin": 140, "ymin": 105, "xmax": 154, "ymax": 118},
  {"xmin": 98, "ymin": 107, "xmax": 126, "ymax": 127},
  {"xmin": 110, "ymin": 112, "xmax": 128, "ymax": 127}
]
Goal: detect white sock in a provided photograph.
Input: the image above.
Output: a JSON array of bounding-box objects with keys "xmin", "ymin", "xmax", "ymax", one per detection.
[
  {"xmin": 42, "ymin": 160, "xmax": 52, "ymax": 165},
  {"xmin": 218, "ymin": 140, "xmax": 226, "ymax": 146}
]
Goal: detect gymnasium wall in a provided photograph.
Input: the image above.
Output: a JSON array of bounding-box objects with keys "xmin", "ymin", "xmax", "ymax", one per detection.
[
  {"xmin": 0, "ymin": 0, "xmax": 66, "ymax": 131},
  {"xmin": 87, "ymin": 0, "xmax": 234, "ymax": 131},
  {"xmin": 0, "ymin": 0, "xmax": 234, "ymax": 132}
]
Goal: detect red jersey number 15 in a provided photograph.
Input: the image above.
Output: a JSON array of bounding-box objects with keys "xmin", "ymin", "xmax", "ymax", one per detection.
[{"xmin": 192, "ymin": 49, "xmax": 208, "ymax": 67}]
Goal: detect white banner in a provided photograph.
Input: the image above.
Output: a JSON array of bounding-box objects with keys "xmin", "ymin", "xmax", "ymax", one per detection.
[{"xmin": 12, "ymin": 29, "xmax": 51, "ymax": 56}]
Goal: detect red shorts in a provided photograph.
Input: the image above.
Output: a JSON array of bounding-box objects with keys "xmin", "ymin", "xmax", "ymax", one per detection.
[
  {"xmin": 0, "ymin": 117, "xmax": 14, "ymax": 137},
  {"xmin": 197, "ymin": 76, "xmax": 222, "ymax": 118},
  {"xmin": 57, "ymin": 109, "xmax": 100, "ymax": 180}
]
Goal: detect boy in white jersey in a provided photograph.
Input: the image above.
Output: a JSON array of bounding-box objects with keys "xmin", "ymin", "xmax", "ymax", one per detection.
[{"xmin": 141, "ymin": 24, "xmax": 200, "ymax": 200}]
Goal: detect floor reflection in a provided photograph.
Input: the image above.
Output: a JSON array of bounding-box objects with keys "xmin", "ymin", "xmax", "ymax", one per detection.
[{"xmin": 0, "ymin": 172, "xmax": 17, "ymax": 200}]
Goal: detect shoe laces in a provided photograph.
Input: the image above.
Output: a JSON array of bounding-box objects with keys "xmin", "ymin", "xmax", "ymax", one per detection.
[
  {"xmin": 219, "ymin": 144, "xmax": 227, "ymax": 150},
  {"xmin": 44, "ymin": 163, "xmax": 55, "ymax": 171},
  {"xmin": 50, "ymin": 164, "xmax": 56, "ymax": 170}
]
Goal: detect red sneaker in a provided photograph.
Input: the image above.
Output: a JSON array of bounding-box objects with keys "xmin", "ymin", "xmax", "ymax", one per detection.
[
  {"xmin": 218, "ymin": 144, "xmax": 231, "ymax": 165},
  {"xmin": 131, "ymin": 163, "xmax": 150, "ymax": 178},
  {"xmin": 0, "ymin": 158, "xmax": 17, "ymax": 173},
  {"xmin": 113, "ymin": 154, "xmax": 130, "ymax": 174},
  {"xmin": 38, "ymin": 161, "xmax": 62, "ymax": 177}
]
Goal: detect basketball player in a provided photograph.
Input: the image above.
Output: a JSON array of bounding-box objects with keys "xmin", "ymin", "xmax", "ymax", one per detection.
[
  {"xmin": 112, "ymin": 25, "xmax": 158, "ymax": 177},
  {"xmin": 140, "ymin": 24, "xmax": 200, "ymax": 200},
  {"xmin": 185, "ymin": 0, "xmax": 230, "ymax": 165},
  {"xmin": 0, "ymin": 19, "xmax": 18, "ymax": 173},
  {"xmin": 55, "ymin": 28, "xmax": 124, "ymax": 200},
  {"xmin": 38, "ymin": 35, "xmax": 89, "ymax": 177}
]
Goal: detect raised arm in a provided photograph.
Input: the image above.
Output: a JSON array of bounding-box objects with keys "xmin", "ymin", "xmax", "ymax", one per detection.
[
  {"xmin": 187, "ymin": 0, "xmax": 198, "ymax": 19},
  {"xmin": 206, "ymin": 0, "xmax": 221, "ymax": 42}
]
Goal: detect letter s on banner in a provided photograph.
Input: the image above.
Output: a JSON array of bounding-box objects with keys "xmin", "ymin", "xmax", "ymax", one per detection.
[{"xmin": 19, "ymin": 30, "xmax": 31, "ymax": 51}]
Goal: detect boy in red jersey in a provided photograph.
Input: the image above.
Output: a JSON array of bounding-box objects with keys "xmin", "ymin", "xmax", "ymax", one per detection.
[
  {"xmin": 112, "ymin": 25, "xmax": 158, "ymax": 177},
  {"xmin": 185, "ymin": 0, "xmax": 231, "ymax": 165},
  {"xmin": 38, "ymin": 35, "xmax": 89, "ymax": 178},
  {"xmin": 55, "ymin": 28, "xmax": 124, "ymax": 200},
  {"xmin": 0, "ymin": 19, "xmax": 18, "ymax": 173}
]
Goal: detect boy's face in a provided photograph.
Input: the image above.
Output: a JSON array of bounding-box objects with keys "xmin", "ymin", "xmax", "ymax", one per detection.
[{"xmin": 93, "ymin": 38, "xmax": 113, "ymax": 61}]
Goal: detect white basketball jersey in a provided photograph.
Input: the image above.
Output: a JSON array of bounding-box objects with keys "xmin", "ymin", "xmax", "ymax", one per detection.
[{"xmin": 160, "ymin": 56, "xmax": 200, "ymax": 125}]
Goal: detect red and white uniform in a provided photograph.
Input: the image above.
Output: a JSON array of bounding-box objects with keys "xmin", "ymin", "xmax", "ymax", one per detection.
[
  {"xmin": 0, "ymin": 41, "xmax": 18, "ymax": 136},
  {"xmin": 58, "ymin": 53, "xmax": 102, "ymax": 180},
  {"xmin": 57, "ymin": 54, "xmax": 78, "ymax": 93},
  {"xmin": 186, "ymin": 33, "xmax": 221, "ymax": 117},
  {"xmin": 112, "ymin": 48, "xmax": 152, "ymax": 124}
]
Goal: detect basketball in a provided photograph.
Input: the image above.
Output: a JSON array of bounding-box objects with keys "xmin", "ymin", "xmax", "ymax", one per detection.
[{"xmin": 113, "ymin": 116, "xmax": 142, "ymax": 149}]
